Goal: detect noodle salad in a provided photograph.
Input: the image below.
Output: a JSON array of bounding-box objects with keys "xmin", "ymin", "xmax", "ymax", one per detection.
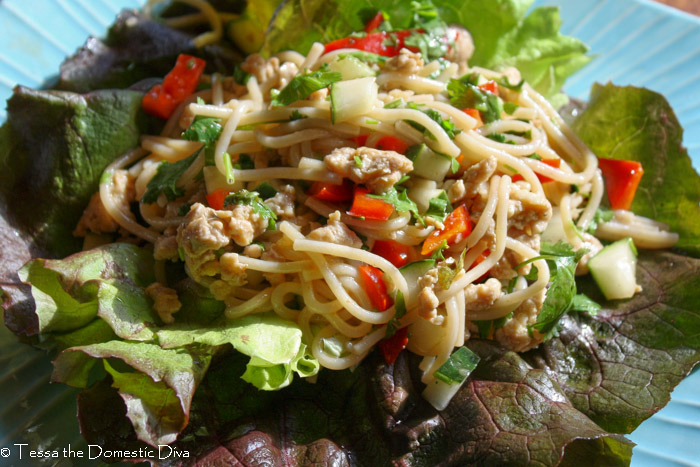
[
  {"xmin": 91, "ymin": 3, "xmax": 680, "ymax": 408},
  {"xmin": 3, "ymin": 0, "xmax": 699, "ymax": 464}
]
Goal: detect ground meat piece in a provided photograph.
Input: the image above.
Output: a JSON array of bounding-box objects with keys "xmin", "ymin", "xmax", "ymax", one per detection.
[
  {"xmin": 264, "ymin": 185, "xmax": 296, "ymax": 220},
  {"xmin": 464, "ymin": 278, "xmax": 502, "ymax": 312},
  {"xmin": 219, "ymin": 253, "xmax": 248, "ymax": 287},
  {"xmin": 494, "ymin": 288, "xmax": 545, "ymax": 352},
  {"xmin": 74, "ymin": 192, "xmax": 118, "ymax": 236},
  {"xmin": 449, "ymin": 156, "xmax": 497, "ymax": 204},
  {"xmin": 145, "ymin": 282, "xmax": 182, "ymax": 324},
  {"xmin": 417, "ymin": 268, "xmax": 440, "ymax": 319},
  {"xmin": 508, "ymin": 184, "xmax": 552, "ymax": 236},
  {"xmin": 243, "ymin": 243, "xmax": 264, "ymax": 259},
  {"xmin": 325, "ymin": 147, "xmax": 413, "ymax": 193},
  {"xmin": 240, "ymin": 54, "xmax": 299, "ymax": 92},
  {"xmin": 445, "ymin": 26, "xmax": 475, "ymax": 65},
  {"xmin": 74, "ymin": 170, "xmax": 135, "ymax": 236},
  {"xmin": 260, "ymin": 239, "xmax": 288, "ymax": 285},
  {"xmin": 219, "ymin": 204, "xmax": 269, "ymax": 246},
  {"xmin": 154, "ymin": 233, "xmax": 179, "ymax": 261},
  {"xmin": 307, "ymin": 211, "xmax": 362, "ymax": 248},
  {"xmin": 177, "ymin": 203, "xmax": 230, "ymax": 258},
  {"xmin": 384, "ymin": 48, "xmax": 424, "ymax": 75}
]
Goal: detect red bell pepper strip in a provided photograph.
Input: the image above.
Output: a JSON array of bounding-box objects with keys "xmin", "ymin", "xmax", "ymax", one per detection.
[
  {"xmin": 364, "ymin": 11, "xmax": 385, "ymax": 33},
  {"xmin": 308, "ymin": 179, "xmax": 354, "ymax": 203},
  {"xmin": 375, "ymin": 135, "xmax": 409, "ymax": 154},
  {"xmin": 206, "ymin": 188, "xmax": 230, "ymax": 210},
  {"xmin": 347, "ymin": 186, "xmax": 394, "ymax": 220},
  {"xmin": 597, "ymin": 158, "xmax": 644, "ymax": 210},
  {"xmin": 421, "ymin": 205, "xmax": 472, "ymax": 256},
  {"xmin": 359, "ymin": 265, "xmax": 394, "ymax": 312},
  {"xmin": 372, "ymin": 240, "xmax": 411, "ymax": 268},
  {"xmin": 463, "ymin": 108, "xmax": 483, "ymax": 127},
  {"xmin": 353, "ymin": 134, "xmax": 370, "ymax": 147},
  {"xmin": 478, "ymin": 80, "xmax": 499, "ymax": 96},
  {"xmin": 471, "ymin": 248, "xmax": 491, "ymax": 283},
  {"xmin": 142, "ymin": 54, "xmax": 206, "ymax": 119},
  {"xmin": 324, "ymin": 30, "xmax": 415, "ymax": 57},
  {"xmin": 378, "ymin": 326, "xmax": 409, "ymax": 365},
  {"xmin": 512, "ymin": 158, "xmax": 561, "ymax": 183}
]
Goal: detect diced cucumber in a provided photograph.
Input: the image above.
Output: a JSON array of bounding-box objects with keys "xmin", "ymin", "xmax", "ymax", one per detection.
[
  {"xmin": 203, "ymin": 166, "xmax": 241, "ymax": 194},
  {"xmin": 541, "ymin": 207, "xmax": 569, "ymax": 245},
  {"xmin": 406, "ymin": 144, "xmax": 452, "ymax": 182},
  {"xmin": 400, "ymin": 259, "xmax": 436, "ymax": 305},
  {"xmin": 408, "ymin": 178, "xmax": 443, "ymax": 213},
  {"xmin": 328, "ymin": 56, "xmax": 376, "ymax": 80},
  {"xmin": 330, "ymin": 77, "xmax": 378, "ymax": 123},
  {"xmin": 588, "ymin": 237, "xmax": 638, "ymax": 300}
]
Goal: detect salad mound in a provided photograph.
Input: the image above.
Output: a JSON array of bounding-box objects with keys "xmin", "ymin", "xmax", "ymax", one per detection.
[{"xmin": 1, "ymin": 1, "xmax": 700, "ymax": 465}]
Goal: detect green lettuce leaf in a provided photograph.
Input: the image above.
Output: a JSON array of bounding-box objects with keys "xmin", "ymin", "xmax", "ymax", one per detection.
[
  {"xmin": 18, "ymin": 243, "xmax": 158, "ymax": 336},
  {"xmin": 53, "ymin": 340, "xmax": 211, "ymax": 446},
  {"xmin": 261, "ymin": 0, "xmax": 590, "ymax": 102},
  {"xmin": 572, "ymin": 83, "xmax": 700, "ymax": 257},
  {"xmin": 157, "ymin": 314, "xmax": 319, "ymax": 390}
]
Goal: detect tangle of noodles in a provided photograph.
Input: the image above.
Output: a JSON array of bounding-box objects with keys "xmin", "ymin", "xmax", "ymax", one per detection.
[{"xmin": 81, "ymin": 29, "xmax": 679, "ymax": 409}]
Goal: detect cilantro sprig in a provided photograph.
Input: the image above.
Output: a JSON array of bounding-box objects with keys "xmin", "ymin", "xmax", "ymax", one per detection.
[{"xmin": 141, "ymin": 149, "xmax": 201, "ymax": 204}]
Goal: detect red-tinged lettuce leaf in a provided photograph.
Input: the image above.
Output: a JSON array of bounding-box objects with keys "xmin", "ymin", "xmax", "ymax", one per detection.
[
  {"xmin": 572, "ymin": 83, "xmax": 700, "ymax": 257},
  {"xmin": 262, "ymin": 0, "xmax": 590, "ymax": 102},
  {"xmin": 76, "ymin": 346, "xmax": 632, "ymax": 465},
  {"xmin": 0, "ymin": 86, "xmax": 148, "ymax": 258},
  {"xmin": 54, "ymin": 340, "xmax": 212, "ymax": 446},
  {"xmin": 528, "ymin": 250, "xmax": 700, "ymax": 434},
  {"xmin": 17, "ymin": 243, "xmax": 159, "ymax": 337},
  {"xmin": 57, "ymin": 10, "xmax": 240, "ymax": 93}
]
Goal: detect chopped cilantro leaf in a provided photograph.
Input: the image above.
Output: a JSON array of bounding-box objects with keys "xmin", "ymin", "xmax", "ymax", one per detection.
[
  {"xmin": 271, "ymin": 66, "xmax": 342, "ymax": 106},
  {"xmin": 368, "ymin": 186, "xmax": 423, "ymax": 225},
  {"xmin": 406, "ymin": 102, "xmax": 460, "ymax": 139},
  {"xmin": 447, "ymin": 73, "xmax": 504, "ymax": 123},
  {"xmin": 570, "ymin": 293, "xmax": 601, "ymax": 316},
  {"xmin": 289, "ymin": 109, "xmax": 308, "ymax": 121},
  {"xmin": 425, "ymin": 190, "xmax": 452, "ymax": 223},
  {"xmin": 431, "ymin": 240, "xmax": 449, "ymax": 261},
  {"xmin": 254, "ymin": 181, "xmax": 277, "ymax": 200},
  {"xmin": 495, "ymin": 76, "xmax": 524, "ymax": 91},
  {"xmin": 233, "ymin": 154, "xmax": 254, "ymax": 170},
  {"xmin": 178, "ymin": 203, "xmax": 192, "ymax": 217},
  {"xmin": 586, "ymin": 207, "xmax": 614, "ymax": 234},
  {"xmin": 338, "ymin": 51, "xmax": 387, "ymax": 64},
  {"xmin": 182, "ymin": 116, "xmax": 223, "ymax": 166},
  {"xmin": 233, "ymin": 65, "xmax": 251, "ymax": 85},
  {"xmin": 503, "ymin": 101, "xmax": 519, "ymax": 115},
  {"xmin": 142, "ymin": 149, "xmax": 201, "ymax": 204},
  {"xmin": 354, "ymin": 155, "xmax": 363, "ymax": 167},
  {"xmin": 385, "ymin": 290, "xmax": 406, "ymax": 338}
]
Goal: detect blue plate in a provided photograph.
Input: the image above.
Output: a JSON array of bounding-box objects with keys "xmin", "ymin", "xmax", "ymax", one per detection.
[{"xmin": 0, "ymin": 1, "xmax": 699, "ymax": 465}]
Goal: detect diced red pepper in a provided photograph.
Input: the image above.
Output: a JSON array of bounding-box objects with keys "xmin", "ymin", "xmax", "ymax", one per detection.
[
  {"xmin": 353, "ymin": 134, "xmax": 370, "ymax": 147},
  {"xmin": 364, "ymin": 11, "xmax": 385, "ymax": 33},
  {"xmin": 142, "ymin": 84, "xmax": 177, "ymax": 120},
  {"xmin": 324, "ymin": 30, "xmax": 415, "ymax": 57},
  {"xmin": 308, "ymin": 179, "xmax": 354, "ymax": 203},
  {"xmin": 375, "ymin": 135, "xmax": 409, "ymax": 154},
  {"xmin": 471, "ymin": 248, "xmax": 491, "ymax": 283},
  {"xmin": 512, "ymin": 158, "xmax": 561, "ymax": 183},
  {"xmin": 597, "ymin": 158, "xmax": 644, "ymax": 210},
  {"xmin": 478, "ymin": 80, "xmax": 499, "ymax": 96},
  {"xmin": 379, "ymin": 326, "xmax": 409, "ymax": 365},
  {"xmin": 372, "ymin": 240, "xmax": 411, "ymax": 268},
  {"xmin": 142, "ymin": 54, "xmax": 206, "ymax": 119},
  {"xmin": 206, "ymin": 189, "xmax": 230, "ymax": 210},
  {"xmin": 463, "ymin": 108, "xmax": 483, "ymax": 127},
  {"xmin": 347, "ymin": 186, "xmax": 394, "ymax": 220},
  {"xmin": 421, "ymin": 205, "xmax": 472, "ymax": 256},
  {"xmin": 359, "ymin": 265, "xmax": 394, "ymax": 311}
]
